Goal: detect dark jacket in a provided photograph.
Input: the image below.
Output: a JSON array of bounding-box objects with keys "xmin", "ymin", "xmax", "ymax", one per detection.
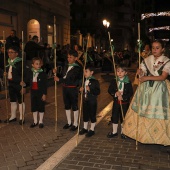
[
  {"xmin": 27, "ymin": 69, "xmax": 47, "ymax": 95},
  {"xmin": 24, "ymin": 41, "xmax": 44, "ymax": 60},
  {"xmin": 84, "ymin": 79, "xmax": 100, "ymax": 100},
  {"xmin": 108, "ymin": 78, "xmax": 133, "ymax": 102},
  {"xmin": 6, "ymin": 60, "xmax": 27, "ymax": 85},
  {"xmin": 59, "ymin": 65, "xmax": 83, "ymax": 87},
  {"xmin": 6, "ymin": 36, "xmax": 20, "ymax": 50}
]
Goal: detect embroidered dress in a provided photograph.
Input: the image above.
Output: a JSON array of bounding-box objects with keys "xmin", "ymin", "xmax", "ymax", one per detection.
[{"xmin": 123, "ymin": 55, "xmax": 170, "ymax": 145}]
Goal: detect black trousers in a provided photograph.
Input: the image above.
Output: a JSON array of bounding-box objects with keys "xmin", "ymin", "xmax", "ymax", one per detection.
[
  {"xmin": 31, "ymin": 90, "xmax": 45, "ymax": 112},
  {"xmin": 8, "ymin": 82, "xmax": 23, "ymax": 103},
  {"xmin": 111, "ymin": 101, "xmax": 129, "ymax": 124},
  {"xmin": 83, "ymin": 98, "xmax": 97, "ymax": 123},
  {"xmin": 63, "ymin": 87, "xmax": 78, "ymax": 111}
]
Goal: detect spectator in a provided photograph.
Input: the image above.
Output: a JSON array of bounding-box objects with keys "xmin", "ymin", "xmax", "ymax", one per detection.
[
  {"xmin": 24, "ymin": 35, "xmax": 44, "ymax": 68},
  {"xmin": 6, "ymin": 30, "xmax": 20, "ymax": 50}
]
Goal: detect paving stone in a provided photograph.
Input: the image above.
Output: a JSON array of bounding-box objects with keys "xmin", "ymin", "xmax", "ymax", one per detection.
[
  {"xmin": 0, "ymin": 166, "xmax": 8, "ymax": 170},
  {"xmin": 16, "ymin": 159, "xmax": 26, "ymax": 167},
  {"xmin": 8, "ymin": 165, "xmax": 18, "ymax": 170},
  {"xmin": 94, "ymin": 163, "xmax": 112, "ymax": 169}
]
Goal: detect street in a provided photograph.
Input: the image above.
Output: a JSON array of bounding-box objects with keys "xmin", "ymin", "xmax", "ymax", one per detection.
[{"xmin": 0, "ymin": 64, "xmax": 169, "ymax": 170}]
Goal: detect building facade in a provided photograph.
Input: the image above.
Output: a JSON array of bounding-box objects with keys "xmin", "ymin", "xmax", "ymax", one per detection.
[{"xmin": 0, "ymin": 0, "xmax": 70, "ymax": 46}]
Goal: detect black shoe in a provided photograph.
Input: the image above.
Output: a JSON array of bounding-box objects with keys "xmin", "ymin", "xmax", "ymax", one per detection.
[
  {"xmin": 121, "ymin": 133, "xmax": 127, "ymax": 139},
  {"xmin": 30, "ymin": 123, "xmax": 38, "ymax": 128},
  {"xmin": 4, "ymin": 118, "xmax": 17, "ymax": 123},
  {"xmin": 107, "ymin": 132, "xmax": 118, "ymax": 138},
  {"xmin": 70, "ymin": 125, "xmax": 78, "ymax": 131},
  {"xmin": 0, "ymin": 120, "xmax": 1, "ymax": 123},
  {"xmin": 19, "ymin": 120, "xmax": 25, "ymax": 125},
  {"xmin": 63, "ymin": 123, "xmax": 72, "ymax": 129},
  {"xmin": 79, "ymin": 128, "xmax": 88, "ymax": 135},
  {"xmin": 86, "ymin": 130, "xmax": 95, "ymax": 137},
  {"xmin": 39, "ymin": 123, "xmax": 44, "ymax": 128}
]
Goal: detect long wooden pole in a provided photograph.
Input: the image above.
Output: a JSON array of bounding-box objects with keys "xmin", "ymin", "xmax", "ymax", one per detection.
[
  {"xmin": 108, "ymin": 31, "xmax": 124, "ymax": 121},
  {"xmin": 21, "ymin": 31, "xmax": 24, "ymax": 129},
  {"xmin": 3, "ymin": 31, "xmax": 9, "ymax": 123},
  {"xmin": 76, "ymin": 35, "xmax": 89, "ymax": 146},
  {"xmin": 136, "ymin": 23, "xmax": 141, "ymax": 150},
  {"xmin": 54, "ymin": 16, "xmax": 58, "ymax": 132}
]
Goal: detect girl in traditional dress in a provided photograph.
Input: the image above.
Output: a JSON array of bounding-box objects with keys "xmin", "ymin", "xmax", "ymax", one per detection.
[{"xmin": 123, "ymin": 40, "xmax": 170, "ymax": 145}]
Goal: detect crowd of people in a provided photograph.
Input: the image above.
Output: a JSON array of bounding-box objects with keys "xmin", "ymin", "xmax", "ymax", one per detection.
[{"xmin": 0, "ymin": 29, "xmax": 170, "ymax": 145}]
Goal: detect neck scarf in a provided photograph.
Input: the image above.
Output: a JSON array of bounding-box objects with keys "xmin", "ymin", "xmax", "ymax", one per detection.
[
  {"xmin": 6, "ymin": 57, "xmax": 22, "ymax": 68},
  {"xmin": 68, "ymin": 63, "xmax": 79, "ymax": 67},
  {"xmin": 31, "ymin": 68, "xmax": 43, "ymax": 77},
  {"xmin": 117, "ymin": 75, "xmax": 129, "ymax": 90},
  {"xmin": 86, "ymin": 76, "xmax": 95, "ymax": 80}
]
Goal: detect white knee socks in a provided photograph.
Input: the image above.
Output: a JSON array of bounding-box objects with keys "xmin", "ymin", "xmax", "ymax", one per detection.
[
  {"xmin": 19, "ymin": 103, "xmax": 25, "ymax": 120},
  {"xmin": 90, "ymin": 122, "xmax": 96, "ymax": 131},
  {"xmin": 39, "ymin": 112, "xmax": 44, "ymax": 124},
  {"xmin": 66, "ymin": 110, "xmax": 71, "ymax": 125},
  {"xmin": 33, "ymin": 112, "xmax": 38, "ymax": 124},
  {"xmin": 83, "ymin": 122, "xmax": 88, "ymax": 130},
  {"xmin": 73, "ymin": 110, "xmax": 79, "ymax": 127},
  {"xmin": 10, "ymin": 102, "xmax": 17, "ymax": 120},
  {"xmin": 112, "ymin": 123, "xmax": 118, "ymax": 134}
]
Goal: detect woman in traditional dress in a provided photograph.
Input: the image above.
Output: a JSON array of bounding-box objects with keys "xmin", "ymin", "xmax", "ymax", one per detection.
[{"xmin": 123, "ymin": 39, "xmax": 170, "ymax": 145}]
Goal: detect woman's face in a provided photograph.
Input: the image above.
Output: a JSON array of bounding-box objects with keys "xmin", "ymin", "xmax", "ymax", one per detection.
[{"xmin": 152, "ymin": 42, "xmax": 164, "ymax": 58}]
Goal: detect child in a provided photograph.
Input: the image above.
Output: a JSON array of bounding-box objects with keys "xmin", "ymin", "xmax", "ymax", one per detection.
[
  {"xmin": 28, "ymin": 57, "xmax": 47, "ymax": 128},
  {"xmin": 107, "ymin": 64, "xmax": 133, "ymax": 138},
  {"xmin": 79, "ymin": 66, "xmax": 100, "ymax": 137},
  {"xmin": 54, "ymin": 49, "xmax": 82, "ymax": 131},
  {"xmin": 4, "ymin": 46, "xmax": 27, "ymax": 125},
  {"xmin": 123, "ymin": 40, "xmax": 170, "ymax": 145}
]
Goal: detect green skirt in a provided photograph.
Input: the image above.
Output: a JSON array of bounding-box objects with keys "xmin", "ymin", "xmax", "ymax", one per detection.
[{"xmin": 123, "ymin": 80, "xmax": 170, "ymax": 145}]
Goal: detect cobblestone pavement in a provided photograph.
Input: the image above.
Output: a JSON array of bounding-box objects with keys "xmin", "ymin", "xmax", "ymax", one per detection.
[
  {"xmin": 55, "ymin": 113, "xmax": 170, "ymax": 170},
  {"xmin": 2, "ymin": 64, "xmax": 166, "ymax": 170},
  {"xmin": 0, "ymin": 69, "xmax": 120, "ymax": 170}
]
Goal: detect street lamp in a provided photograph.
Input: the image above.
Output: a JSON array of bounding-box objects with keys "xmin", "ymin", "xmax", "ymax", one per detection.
[
  {"xmin": 103, "ymin": 19, "xmax": 110, "ymax": 28},
  {"xmin": 102, "ymin": 19, "xmax": 110, "ymax": 51}
]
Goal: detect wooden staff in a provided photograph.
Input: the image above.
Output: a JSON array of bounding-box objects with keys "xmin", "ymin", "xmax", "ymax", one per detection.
[
  {"xmin": 3, "ymin": 31, "xmax": 9, "ymax": 123},
  {"xmin": 21, "ymin": 31, "xmax": 24, "ymax": 129},
  {"xmin": 108, "ymin": 32, "xmax": 124, "ymax": 121},
  {"xmin": 76, "ymin": 35, "xmax": 89, "ymax": 146},
  {"xmin": 54, "ymin": 16, "xmax": 58, "ymax": 132},
  {"xmin": 136, "ymin": 23, "xmax": 141, "ymax": 150}
]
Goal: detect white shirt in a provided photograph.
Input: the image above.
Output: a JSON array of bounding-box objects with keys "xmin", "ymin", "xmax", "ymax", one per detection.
[
  {"xmin": 84, "ymin": 79, "xmax": 89, "ymax": 98},
  {"xmin": 63, "ymin": 66, "xmax": 73, "ymax": 79},
  {"xmin": 33, "ymin": 72, "xmax": 39, "ymax": 82},
  {"xmin": 8, "ymin": 59, "xmax": 14, "ymax": 79}
]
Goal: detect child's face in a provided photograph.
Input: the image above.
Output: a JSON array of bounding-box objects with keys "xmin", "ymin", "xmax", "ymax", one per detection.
[
  {"xmin": 116, "ymin": 67, "xmax": 127, "ymax": 79},
  {"xmin": 7, "ymin": 49, "xmax": 18, "ymax": 60},
  {"xmin": 84, "ymin": 69, "xmax": 93, "ymax": 78},
  {"xmin": 67, "ymin": 54, "xmax": 77, "ymax": 64},
  {"xmin": 32, "ymin": 60, "xmax": 41, "ymax": 70},
  {"xmin": 152, "ymin": 42, "xmax": 164, "ymax": 58}
]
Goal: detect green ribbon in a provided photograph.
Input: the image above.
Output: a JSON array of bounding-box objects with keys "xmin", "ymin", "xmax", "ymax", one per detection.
[
  {"xmin": 68, "ymin": 63, "xmax": 79, "ymax": 67},
  {"xmin": 137, "ymin": 40, "xmax": 142, "ymax": 52},
  {"xmin": 6, "ymin": 57, "xmax": 22, "ymax": 68},
  {"xmin": 86, "ymin": 76, "xmax": 95, "ymax": 80},
  {"xmin": 117, "ymin": 75, "xmax": 129, "ymax": 90},
  {"xmin": 31, "ymin": 68, "xmax": 43, "ymax": 77}
]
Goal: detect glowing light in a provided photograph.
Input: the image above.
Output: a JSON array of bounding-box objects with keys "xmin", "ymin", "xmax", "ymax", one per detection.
[
  {"xmin": 141, "ymin": 11, "xmax": 170, "ymax": 20},
  {"xmin": 149, "ymin": 26, "xmax": 170, "ymax": 32},
  {"xmin": 103, "ymin": 19, "xmax": 110, "ymax": 28}
]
